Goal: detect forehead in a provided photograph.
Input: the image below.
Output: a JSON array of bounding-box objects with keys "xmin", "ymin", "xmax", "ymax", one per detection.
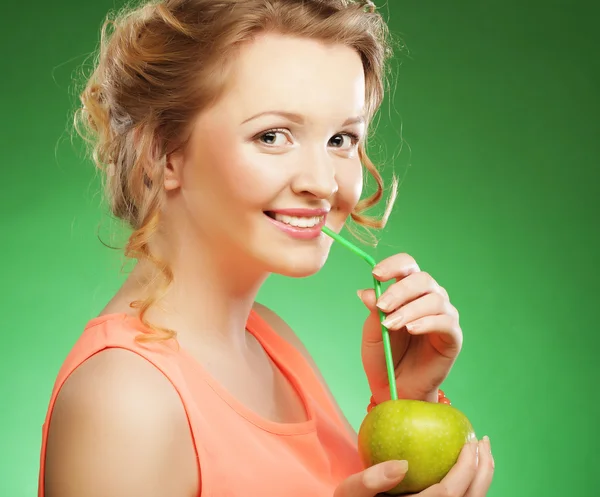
[{"xmin": 219, "ymin": 32, "xmax": 366, "ymax": 121}]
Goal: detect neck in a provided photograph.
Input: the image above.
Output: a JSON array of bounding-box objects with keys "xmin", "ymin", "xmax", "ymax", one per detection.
[{"xmin": 122, "ymin": 232, "xmax": 269, "ymax": 350}]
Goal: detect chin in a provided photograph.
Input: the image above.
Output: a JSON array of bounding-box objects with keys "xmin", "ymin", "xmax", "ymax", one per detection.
[
  {"xmin": 263, "ymin": 239, "xmax": 332, "ymax": 279},
  {"xmin": 275, "ymin": 261, "xmax": 325, "ymax": 279}
]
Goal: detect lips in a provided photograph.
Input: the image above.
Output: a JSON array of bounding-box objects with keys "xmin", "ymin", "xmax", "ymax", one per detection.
[
  {"xmin": 265, "ymin": 208, "xmax": 330, "ymax": 217},
  {"xmin": 263, "ymin": 208, "xmax": 329, "ymax": 239}
]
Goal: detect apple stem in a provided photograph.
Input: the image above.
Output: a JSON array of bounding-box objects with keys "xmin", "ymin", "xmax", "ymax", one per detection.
[{"xmin": 321, "ymin": 226, "xmax": 398, "ymax": 401}]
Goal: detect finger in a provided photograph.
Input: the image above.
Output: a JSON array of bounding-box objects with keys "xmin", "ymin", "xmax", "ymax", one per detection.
[
  {"xmin": 438, "ymin": 285, "xmax": 449, "ymax": 300},
  {"xmin": 425, "ymin": 441, "xmax": 479, "ymax": 496},
  {"xmin": 372, "ymin": 254, "xmax": 420, "ymax": 282},
  {"xmin": 405, "ymin": 315, "xmax": 463, "ymax": 355},
  {"xmin": 381, "ymin": 292, "xmax": 455, "ymax": 331},
  {"xmin": 376, "ymin": 272, "xmax": 442, "ymax": 313},
  {"xmin": 357, "ymin": 288, "xmax": 378, "ymax": 313},
  {"xmin": 333, "ymin": 460, "xmax": 408, "ymax": 497},
  {"xmin": 359, "ymin": 290, "xmax": 461, "ymax": 356},
  {"xmin": 465, "ymin": 437, "xmax": 495, "ymax": 497}
]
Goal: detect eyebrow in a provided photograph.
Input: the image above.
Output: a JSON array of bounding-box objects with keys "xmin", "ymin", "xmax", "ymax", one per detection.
[{"xmin": 241, "ymin": 111, "xmax": 365, "ymax": 127}]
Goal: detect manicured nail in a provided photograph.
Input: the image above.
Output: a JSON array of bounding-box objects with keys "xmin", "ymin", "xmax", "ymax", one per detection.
[
  {"xmin": 376, "ymin": 295, "xmax": 392, "ymax": 311},
  {"xmin": 384, "ymin": 460, "xmax": 408, "ymax": 480},
  {"xmin": 382, "ymin": 315, "xmax": 403, "ymax": 329},
  {"xmin": 357, "ymin": 289, "xmax": 364, "ymax": 300},
  {"xmin": 483, "ymin": 435, "xmax": 492, "ymax": 453},
  {"xmin": 483, "ymin": 437, "xmax": 495, "ymax": 468},
  {"xmin": 405, "ymin": 322, "xmax": 419, "ymax": 332}
]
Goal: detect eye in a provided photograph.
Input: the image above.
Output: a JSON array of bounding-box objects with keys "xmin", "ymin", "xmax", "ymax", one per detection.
[
  {"xmin": 329, "ymin": 132, "xmax": 360, "ymax": 150},
  {"xmin": 257, "ymin": 129, "xmax": 290, "ymax": 147}
]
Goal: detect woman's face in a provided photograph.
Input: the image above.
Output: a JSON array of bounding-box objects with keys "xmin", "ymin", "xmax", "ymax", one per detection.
[{"xmin": 165, "ymin": 32, "xmax": 366, "ymax": 278}]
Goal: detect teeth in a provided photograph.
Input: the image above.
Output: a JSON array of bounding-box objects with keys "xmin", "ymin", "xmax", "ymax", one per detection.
[{"xmin": 274, "ymin": 214, "xmax": 323, "ymax": 228}]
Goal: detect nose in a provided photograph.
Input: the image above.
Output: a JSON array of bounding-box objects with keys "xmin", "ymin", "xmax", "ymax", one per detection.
[{"xmin": 290, "ymin": 150, "xmax": 339, "ymax": 199}]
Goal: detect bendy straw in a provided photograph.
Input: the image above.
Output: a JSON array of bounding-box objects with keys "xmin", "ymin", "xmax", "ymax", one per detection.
[{"xmin": 322, "ymin": 225, "xmax": 398, "ymax": 401}]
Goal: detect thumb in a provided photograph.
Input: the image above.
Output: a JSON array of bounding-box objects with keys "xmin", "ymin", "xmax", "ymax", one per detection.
[
  {"xmin": 357, "ymin": 288, "xmax": 378, "ymax": 313},
  {"xmin": 333, "ymin": 460, "xmax": 408, "ymax": 497}
]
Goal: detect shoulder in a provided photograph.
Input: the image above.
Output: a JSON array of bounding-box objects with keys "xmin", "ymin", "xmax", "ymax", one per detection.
[
  {"xmin": 44, "ymin": 348, "xmax": 198, "ymax": 497},
  {"xmin": 253, "ymin": 301, "xmax": 309, "ymax": 354}
]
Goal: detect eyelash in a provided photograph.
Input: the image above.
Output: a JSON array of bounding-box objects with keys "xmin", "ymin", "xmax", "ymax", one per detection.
[{"xmin": 256, "ymin": 128, "xmax": 361, "ymax": 147}]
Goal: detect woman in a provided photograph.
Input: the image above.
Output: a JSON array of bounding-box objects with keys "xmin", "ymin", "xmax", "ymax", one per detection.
[{"xmin": 39, "ymin": 0, "xmax": 495, "ymax": 496}]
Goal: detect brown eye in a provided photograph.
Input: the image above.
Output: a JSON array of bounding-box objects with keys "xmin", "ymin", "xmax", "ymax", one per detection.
[
  {"xmin": 257, "ymin": 129, "xmax": 289, "ymax": 146},
  {"xmin": 329, "ymin": 133, "xmax": 359, "ymax": 149},
  {"xmin": 260, "ymin": 132, "xmax": 277, "ymax": 144}
]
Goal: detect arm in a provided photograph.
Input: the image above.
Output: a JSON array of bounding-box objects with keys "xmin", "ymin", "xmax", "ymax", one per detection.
[
  {"xmin": 254, "ymin": 302, "xmax": 358, "ymax": 444},
  {"xmin": 44, "ymin": 348, "xmax": 199, "ymax": 497}
]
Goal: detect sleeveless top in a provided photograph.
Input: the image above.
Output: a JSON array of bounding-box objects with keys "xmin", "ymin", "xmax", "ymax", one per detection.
[{"xmin": 38, "ymin": 310, "xmax": 363, "ymax": 496}]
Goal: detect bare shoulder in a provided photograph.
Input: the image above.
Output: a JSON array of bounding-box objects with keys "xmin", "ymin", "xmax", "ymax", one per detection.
[
  {"xmin": 253, "ymin": 301, "xmax": 330, "ymax": 377},
  {"xmin": 252, "ymin": 302, "xmax": 358, "ymax": 441},
  {"xmin": 253, "ymin": 302, "xmax": 320, "ymax": 365},
  {"xmin": 44, "ymin": 348, "xmax": 198, "ymax": 497},
  {"xmin": 253, "ymin": 301, "xmax": 305, "ymax": 348}
]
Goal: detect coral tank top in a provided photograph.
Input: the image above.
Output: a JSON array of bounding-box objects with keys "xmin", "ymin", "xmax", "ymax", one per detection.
[{"xmin": 38, "ymin": 310, "xmax": 362, "ymax": 496}]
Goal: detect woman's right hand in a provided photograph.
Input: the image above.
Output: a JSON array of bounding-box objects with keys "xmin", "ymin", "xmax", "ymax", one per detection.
[{"xmin": 334, "ymin": 438, "xmax": 494, "ymax": 497}]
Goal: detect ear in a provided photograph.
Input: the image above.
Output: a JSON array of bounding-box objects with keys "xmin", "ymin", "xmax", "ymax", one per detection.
[
  {"xmin": 132, "ymin": 126, "xmax": 182, "ymax": 192},
  {"xmin": 164, "ymin": 150, "xmax": 183, "ymax": 191}
]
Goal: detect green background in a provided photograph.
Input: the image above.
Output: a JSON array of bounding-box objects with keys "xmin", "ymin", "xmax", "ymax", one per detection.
[{"xmin": 1, "ymin": 1, "xmax": 598, "ymax": 495}]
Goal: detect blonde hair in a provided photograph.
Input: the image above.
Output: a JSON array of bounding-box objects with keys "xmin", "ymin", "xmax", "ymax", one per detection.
[{"xmin": 74, "ymin": 0, "xmax": 399, "ymax": 341}]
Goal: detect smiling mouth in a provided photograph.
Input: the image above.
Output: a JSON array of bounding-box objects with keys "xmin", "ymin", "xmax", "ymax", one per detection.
[{"xmin": 264, "ymin": 211, "xmax": 325, "ymax": 228}]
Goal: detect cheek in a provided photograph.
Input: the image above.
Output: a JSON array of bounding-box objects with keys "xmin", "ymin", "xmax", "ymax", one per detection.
[
  {"xmin": 184, "ymin": 127, "xmax": 263, "ymax": 206},
  {"xmin": 336, "ymin": 160, "xmax": 363, "ymax": 212},
  {"xmin": 220, "ymin": 151, "xmax": 285, "ymax": 207},
  {"xmin": 190, "ymin": 137, "xmax": 283, "ymax": 211}
]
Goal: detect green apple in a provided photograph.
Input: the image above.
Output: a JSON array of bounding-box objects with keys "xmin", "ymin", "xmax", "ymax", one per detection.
[{"xmin": 357, "ymin": 399, "xmax": 477, "ymax": 495}]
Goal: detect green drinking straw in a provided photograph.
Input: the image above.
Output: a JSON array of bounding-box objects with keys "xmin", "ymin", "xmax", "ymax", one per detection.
[{"xmin": 321, "ymin": 225, "xmax": 398, "ymax": 402}]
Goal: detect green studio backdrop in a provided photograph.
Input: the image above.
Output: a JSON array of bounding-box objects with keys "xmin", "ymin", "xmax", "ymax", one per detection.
[{"xmin": 1, "ymin": 1, "xmax": 598, "ymax": 496}]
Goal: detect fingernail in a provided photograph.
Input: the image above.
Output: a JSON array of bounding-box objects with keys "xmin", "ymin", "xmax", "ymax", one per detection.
[
  {"xmin": 384, "ymin": 460, "xmax": 408, "ymax": 480},
  {"xmin": 483, "ymin": 436, "xmax": 494, "ymax": 468},
  {"xmin": 357, "ymin": 289, "xmax": 364, "ymax": 300},
  {"xmin": 405, "ymin": 322, "xmax": 419, "ymax": 332},
  {"xmin": 469, "ymin": 441, "xmax": 478, "ymax": 455},
  {"xmin": 483, "ymin": 437, "xmax": 495, "ymax": 469},
  {"xmin": 376, "ymin": 295, "xmax": 392, "ymax": 311},
  {"xmin": 372, "ymin": 267, "xmax": 384, "ymax": 278},
  {"xmin": 382, "ymin": 315, "xmax": 403, "ymax": 329},
  {"xmin": 483, "ymin": 435, "xmax": 492, "ymax": 453}
]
